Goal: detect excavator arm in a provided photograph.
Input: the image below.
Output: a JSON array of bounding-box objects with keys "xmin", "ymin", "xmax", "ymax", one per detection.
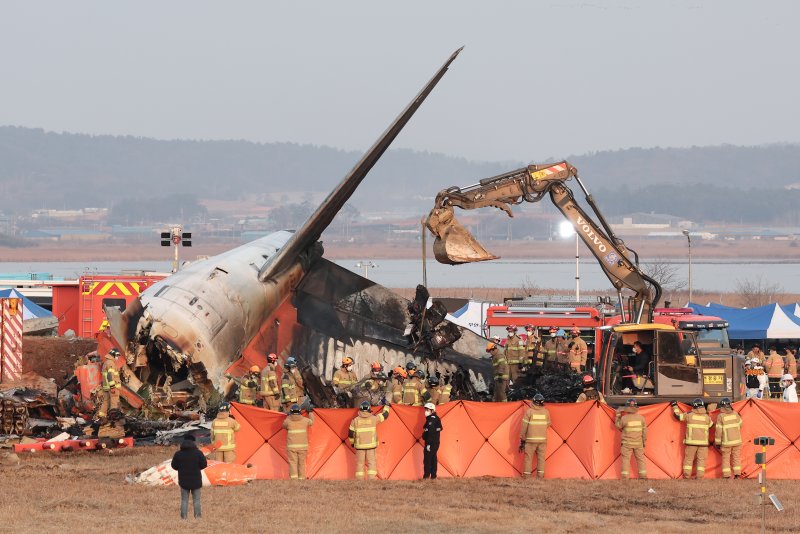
[{"xmin": 425, "ymin": 161, "xmax": 662, "ymax": 323}]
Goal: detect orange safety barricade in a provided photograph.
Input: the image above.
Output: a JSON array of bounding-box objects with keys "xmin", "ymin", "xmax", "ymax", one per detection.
[{"xmin": 230, "ymin": 400, "xmax": 800, "ymax": 480}]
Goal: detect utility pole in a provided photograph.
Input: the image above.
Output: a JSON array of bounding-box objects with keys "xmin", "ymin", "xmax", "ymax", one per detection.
[
  {"xmin": 682, "ymin": 230, "xmax": 692, "ymax": 303},
  {"xmin": 161, "ymin": 225, "xmax": 192, "ymax": 273},
  {"xmin": 355, "ymin": 260, "xmax": 377, "ymax": 279}
]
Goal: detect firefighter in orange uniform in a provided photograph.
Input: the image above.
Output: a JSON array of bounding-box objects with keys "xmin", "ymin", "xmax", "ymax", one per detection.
[
  {"xmin": 616, "ymin": 398, "xmax": 647, "ymax": 479},
  {"xmin": 332, "ymin": 357, "xmax": 358, "ymax": 393},
  {"xmin": 672, "ymin": 398, "xmax": 714, "ymax": 479},
  {"xmin": 211, "ymin": 402, "xmax": 241, "ymax": 462},
  {"xmin": 764, "ymin": 347, "xmax": 785, "ymax": 398},
  {"xmin": 520, "ymin": 394, "xmax": 550, "ymax": 478},
  {"xmin": 487, "ymin": 342, "xmax": 509, "ymax": 402},
  {"xmin": 98, "ymin": 348, "xmax": 122, "ymax": 418},
  {"xmin": 714, "ymin": 397, "xmax": 743, "ymax": 478},
  {"xmin": 570, "ymin": 327, "xmax": 589, "ymax": 371},
  {"xmin": 349, "ymin": 401, "xmax": 390, "ymax": 480},
  {"xmin": 259, "ymin": 353, "xmax": 282, "ymax": 411},
  {"xmin": 282, "ymin": 404, "xmax": 314, "ymax": 480},
  {"xmin": 504, "ymin": 325, "xmax": 526, "ymax": 384}
]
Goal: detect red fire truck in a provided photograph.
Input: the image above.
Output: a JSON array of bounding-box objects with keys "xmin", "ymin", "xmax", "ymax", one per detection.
[
  {"xmin": 484, "ymin": 298, "xmax": 742, "ymax": 403},
  {"xmin": 52, "ymin": 273, "xmax": 167, "ymax": 338}
]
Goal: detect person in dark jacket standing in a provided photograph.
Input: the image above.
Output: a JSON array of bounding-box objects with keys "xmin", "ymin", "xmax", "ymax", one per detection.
[
  {"xmin": 422, "ymin": 402, "xmax": 443, "ymax": 479},
  {"xmin": 170, "ymin": 434, "xmax": 207, "ymax": 520}
]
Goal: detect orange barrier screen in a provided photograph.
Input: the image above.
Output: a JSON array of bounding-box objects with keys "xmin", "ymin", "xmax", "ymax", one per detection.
[{"xmin": 230, "ymin": 400, "xmax": 800, "ymax": 480}]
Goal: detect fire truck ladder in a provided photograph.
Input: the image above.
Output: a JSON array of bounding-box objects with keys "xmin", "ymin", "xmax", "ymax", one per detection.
[{"xmin": 81, "ymin": 274, "xmax": 94, "ymax": 338}]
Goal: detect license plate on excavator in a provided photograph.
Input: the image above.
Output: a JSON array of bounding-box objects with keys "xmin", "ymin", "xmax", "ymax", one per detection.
[{"xmin": 703, "ymin": 374, "xmax": 724, "ymax": 385}]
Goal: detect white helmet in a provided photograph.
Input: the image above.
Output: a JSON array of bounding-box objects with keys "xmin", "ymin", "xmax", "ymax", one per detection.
[
  {"xmin": 782, "ymin": 374, "xmax": 795, "ymax": 382},
  {"xmin": 424, "ymin": 402, "xmax": 436, "ymax": 411}
]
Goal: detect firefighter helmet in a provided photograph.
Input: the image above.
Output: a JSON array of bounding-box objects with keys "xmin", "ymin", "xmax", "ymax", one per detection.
[
  {"xmin": 399, "ymin": 368, "xmax": 408, "ymax": 378},
  {"xmin": 486, "ymin": 342, "xmax": 497, "ymax": 352},
  {"xmin": 719, "ymin": 397, "xmax": 732, "ymax": 409},
  {"xmin": 106, "ymin": 348, "xmax": 120, "ymax": 358},
  {"xmin": 691, "ymin": 398, "xmax": 704, "ymax": 408},
  {"xmin": 533, "ymin": 394, "xmax": 545, "ymax": 406},
  {"xmin": 249, "ymin": 365, "xmax": 260, "ymax": 373},
  {"xmin": 393, "ymin": 366, "xmax": 405, "ymax": 377},
  {"xmin": 428, "ymin": 375, "xmax": 439, "ymax": 386},
  {"xmin": 491, "ymin": 335, "xmax": 502, "ymax": 344},
  {"xmin": 416, "ymin": 370, "xmax": 426, "ymax": 380},
  {"xmin": 571, "ymin": 326, "xmax": 581, "ymax": 334},
  {"xmin": 506, "ymin": 324, "xmax": 517, "ymax": 332},
  {"xmin": 218, "ymin": 402, "xmax": 231, "ymax": 412},
  {"xmin": 266, "ymin": 353, "xmax": 278, "ymax": 363},
  {"xmin": 525, "ymin": 324, "xmax": 534, "ymax": 330},
  {"xmin": 290, "ymin": 404, "xmax": 301, "ymax": 414},
  {"xmin": 581, "ymin": 374, "xmax": 596, "ymax": 387},
  {"xmin": 286, "ymin": 357, "xmax": 297, "ymax": 368},
  {"xmin": 370, "ymin": 362, "xmax": 383, "ymax": 372},
  {"xmin": 359, "ymin": 400, "xmax": 370, "ymax": 411},
  {"xmin": 342, "ymin": 356, "xmax": 354, "ymax": 367},
  {"xmin": 626, "ymin": 398, "xmax": 638, "ymax": 408},
  {"xmin": 406, "ymin": 362, "xmax": 416, "ymax": 371}
]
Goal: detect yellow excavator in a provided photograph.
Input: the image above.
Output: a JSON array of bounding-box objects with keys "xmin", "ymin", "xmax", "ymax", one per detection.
[
  {"xmin": 425, "ymin": 162, "xmax": 734, "ymax": 404},
  {"xmin": 425, "ymin": 160, "xmax": 662, "ymax": 323}
]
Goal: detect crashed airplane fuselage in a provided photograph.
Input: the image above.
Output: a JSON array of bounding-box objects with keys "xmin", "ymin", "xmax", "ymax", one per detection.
[{"xmin": 104, "ymin": 48, "xmax": 492, "ymax": 398}]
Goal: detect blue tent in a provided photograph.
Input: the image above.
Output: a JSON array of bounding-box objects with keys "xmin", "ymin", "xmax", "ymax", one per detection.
[
  {"xmin": 689, "ymin": 302, "xmax": 800, "ymax": 340},
  {"xmin": 0, "ymin": 288, "xmax": 53, "ymax": 320}
]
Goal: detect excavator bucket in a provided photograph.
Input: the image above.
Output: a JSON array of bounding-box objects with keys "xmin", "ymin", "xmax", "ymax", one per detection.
[{"xmin": 426, "ymin": 205, "xmax": 498, "ymax": 264}]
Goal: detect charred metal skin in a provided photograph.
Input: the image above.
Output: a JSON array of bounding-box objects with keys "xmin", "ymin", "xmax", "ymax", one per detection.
[{"xmin": 105, "ymin": 49, "xmax": 469, "ymax": 392}]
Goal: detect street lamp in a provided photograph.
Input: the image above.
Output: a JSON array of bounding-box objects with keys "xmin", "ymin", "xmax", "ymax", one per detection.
[
  {"xmin": 682, "ymin": 230, "xmax": 692, "ymax": 303},
  {"xmin": 160, "ymin": 225, "xmax": 192, "ymax": 273},
  {"xmin": 355, "ymin": 260, "xmax": 378, "ymax": 279},
  {"xmin": 559, "ymin": 221, "xmax": 579, "ymax": 300}
]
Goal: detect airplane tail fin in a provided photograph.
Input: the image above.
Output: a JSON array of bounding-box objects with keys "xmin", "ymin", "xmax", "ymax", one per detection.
[{"xmin": 258, "ymin": 47, "xmax": 463, "ymax": 282}]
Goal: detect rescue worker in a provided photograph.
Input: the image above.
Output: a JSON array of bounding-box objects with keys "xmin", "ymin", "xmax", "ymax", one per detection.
[
  {"xmin": 615, "ymin": 398, "xmax": 647, "ymax": 479},
  {"xmin": 747, "ymin": 344, "xmax": 765, "ymax": 364},
  {"xmin": 259, "ymin": 353, "xmax": 281, "ymax": 411},
  {"xmin": 349, "ymin": 401, "xmax": 390, "ymax": 480},
  {"xmin": 570, "ymin": 327, "xmax": 589, "ymax": 371},
  {"xmin": 438, "ymin": 375, "xmax": 453, "ymax": 404},
  {"xmin": 714, "ymin": 397, "xmax": 743, "ymax": 479},
  {"xmin": 671, "ymin": 398, "xmax": 714, "ymax": 479},
  {"xmin": 281, "ymin": 357, "xmax": 302, "ymax": 412},
  {"xmin": 575, "ymin": 374, "xmax": 605, "ymax": 403},
  {"xmin": 237, "ymin": 366, "xmax": 259, "ymax": 405},
  {"xmin": 519, "ymin": 394, "xmax": 550, "ymax": 478},
  {"xmin": 504, "ymin": 325, "xmax": 526, "ymax": 384},
  {"xmin": 567, "ymin": 341, "xmax": 582, "ymax": 372},
  {"xmin": 486, "ymin": 342, "xmax": 508, "ymax": 402},
  {"xmin": 765, "ymin": 347, "xmax": 785, "ymax": 398},
  {"xmin": 543, "ymin": 327, "xmax": 560, "ymax": 366},
  {"xmin": 210, "ymin": 401, "xmax": 240, "ymax": 462},
  {"xmin": 289, "ymin": 357, "xmax": 306, "ymax": 406},
  {"xmin": 402, "ymin": 364, "xmax": 427, "ymax": 406},
  {"xmin": 785, "ymin": 347, "xmax": 797, "ymax": 378},
  {"xmin": 389, "ymin": 366, "xmax": 406, "ymax": 404},
  {"xmin": 555, "ymin": 329, "xmax": 569, "ymax": 364},
  {"xmin": 427, "ymin": 375, "xmax": 442, "ymax": 404},
  {"xmin": 361, "ymin": 365, "xmax": 389, "ymax": 406},
  {"xmin": 332, "ymin": 356, "xmax": 358, "ymax": 393},
  {"xmin": 523, "ymin": 324, "xmax": 540, "ymax": 366},
  {"xmin": 422, "ymin": 402, "xmax": 443, "ymax": 479},
  {"xmin": 282, "ymin": 404, "xmax": 314, "ymax": 480},
  {"xmin": 781, "ymin": 373, "xmax": 798, "ymax": 402},
  {"xmin": 98, "ymin": 348, "xmax": 122, "ymax": 419},
  {"xmin": 744, "ymin": 358, "xmax": 768, "ymax": 399}
]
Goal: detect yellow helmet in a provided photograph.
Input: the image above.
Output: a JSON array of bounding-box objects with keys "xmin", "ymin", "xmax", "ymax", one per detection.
[
  {"xmin": 249, "ymin": 365, "xmax": 261, "ymax": 373},
  {"xmin": 486, "ymin": 342, "xmax": 496, "ymax": 352},
  {"xmin": 342, "ymin": 356, "xmax": 354, "ymax": 366}
]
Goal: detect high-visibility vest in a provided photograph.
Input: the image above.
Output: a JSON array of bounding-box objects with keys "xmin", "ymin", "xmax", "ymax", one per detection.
[
  {"xmin": 390, "ymin": 379, "xmax": 404, "ymax": 404},
  {"xmin": 238, "ymin": 377, "xmax": 258, "ymax": 405},
  {"xmin": 402, "ymin": 378, "xmax": 425, "ymax": 406},
  {"xmin": 491, "ymin": 350, "xmax": 509, "ymax": 380},
  {"xmin": 282, "ymin": 376, "xmax": 298, "ymax": 404},
  {"xmin": 438, "ymin": 384, "xmax": 452, "ymax": 404},
  {"xmin": 715, "ymin": 411, "xmax": 743, "ymax": 446},
  {"xmin": 674, "ymin": 408, "xmax": 713, "ymax": 446},
  {"xmin": 616, "ymin": 412, "xmax": 646, "ymax": 447},
  {"xmin": 211, "ymin": 417, "xmax": 240, "ymax": 451},
  {"xmin": 101, "ymin": 361, "xmax": 120, "ymax": 391},
  {"xmin": 348, "ymin": 408, "xmax": 388, "ymax": 450},
  {"xmin": 260, "ymin": 365, "xmax": 280, "ymax": 396},
  {"xmin": 505, "ymin": 336, "xmax": 525, "ymax": 365},
  {"xmin": 520, "ymin": 406, "xmax": 550, "ymax": 443},
  {"xmin": 333, "ymin": 369, "xmax": 358, "ymax": 389},
  {"xmin": 283, "ymin": 414, "xmax": 312, "ymax": 450}
]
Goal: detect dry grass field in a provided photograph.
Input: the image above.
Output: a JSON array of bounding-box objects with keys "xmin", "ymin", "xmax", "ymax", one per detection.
[{"xmin": 1, "ymin": 445, "xmax": 796, "ymax": 534}]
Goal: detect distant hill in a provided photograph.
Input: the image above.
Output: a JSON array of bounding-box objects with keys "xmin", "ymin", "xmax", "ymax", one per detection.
[{"xmin": 1, "ymin": 126, "xmax": 799, "ymax": 223}]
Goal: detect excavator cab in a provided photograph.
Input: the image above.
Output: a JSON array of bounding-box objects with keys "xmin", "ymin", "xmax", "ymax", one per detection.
[{"xmin": 599, "ymin": 324, "xmax": 702, "ymax": 404}]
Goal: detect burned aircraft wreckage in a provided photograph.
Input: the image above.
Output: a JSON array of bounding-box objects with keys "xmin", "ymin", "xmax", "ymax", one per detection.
[{"xmin": 102, "ymin": 48, "xmax": 492, "ymax": 410}]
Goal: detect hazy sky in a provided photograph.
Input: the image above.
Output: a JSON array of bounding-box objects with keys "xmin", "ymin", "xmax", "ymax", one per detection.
[{"xmin": 1, "ymin": 1, "xmax": 798, "ymax": 162}]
